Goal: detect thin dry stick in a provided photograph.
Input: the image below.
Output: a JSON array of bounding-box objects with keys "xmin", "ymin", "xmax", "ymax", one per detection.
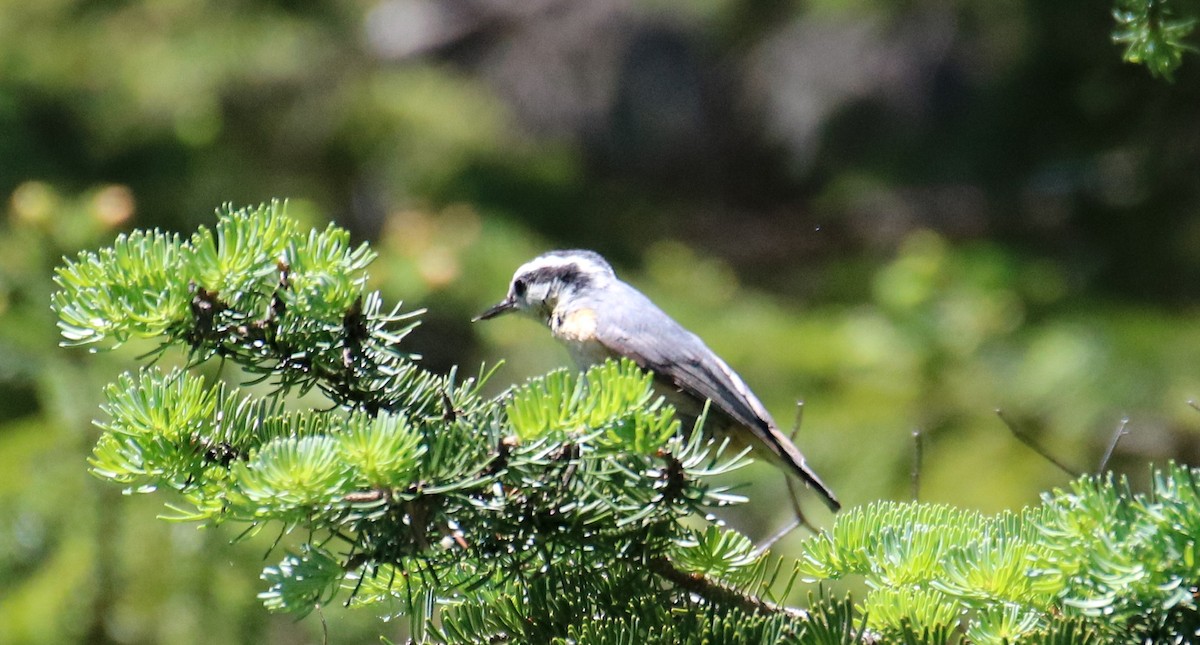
[
  {"xmin": 786, "ymin": 400, "xmax": 816, "ymax": 534},
  {"xmin": 1097, "ymin": 416, "xmax": 1130, "ymax": 473},
  {"xmin": 911, "ymin": 428, "xmax": 923, "ymax": 501},
  {"xmin": 996, "ymin": 409, "xmax": 1081, "ymax": 477},
  {"xmin": 790, "ymin": 400, "xmax": 805, "ymax": 442},
  {"xmin": 755, "ymin": 515, "xmax": 801, "ymax": 557},
  {"xmin": 317, "ymin": 603, "xmax": 329, "ymax": 645},
  {"xmin": 753, "ymin": 478, "xmax": 812, "ymax": 557},
  {"xmin": 754, "ymin": 401, "xmax": 819, "ymax": 555}
]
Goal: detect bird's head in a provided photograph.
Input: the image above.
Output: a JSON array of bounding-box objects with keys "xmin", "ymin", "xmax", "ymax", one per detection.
[{"xmin": 474, "ymin": 250, "xmax": 615, "ymax": 324}]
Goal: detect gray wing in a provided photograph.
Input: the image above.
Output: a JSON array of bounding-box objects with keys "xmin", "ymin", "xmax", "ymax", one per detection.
[
  {"xmin": 592, "ymin": 282, "xmax": 841, "ymax": 512},
  {"xmin": 590, "ymin": 284, "xmax": 767, "ymax": 425}
]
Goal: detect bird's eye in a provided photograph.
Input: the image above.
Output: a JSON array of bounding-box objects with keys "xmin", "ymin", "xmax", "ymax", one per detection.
[{"xmin": 512, "ymin": 278, "xmax": 527, "ymax": 297}]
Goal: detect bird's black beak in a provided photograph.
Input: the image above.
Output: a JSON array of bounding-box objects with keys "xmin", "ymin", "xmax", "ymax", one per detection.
[{"xmin": 473, "ymin": 297, "xmax": 517, "ymax": 322}]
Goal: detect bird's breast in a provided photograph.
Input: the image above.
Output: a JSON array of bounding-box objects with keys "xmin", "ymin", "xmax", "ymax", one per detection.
[
  {"xmin": 550, "ymin": 307, "xmax": 613, "ymax": 368},
  {"xmin": 551, "ymin": 307, "xmax": 597, "ymax": 342}
]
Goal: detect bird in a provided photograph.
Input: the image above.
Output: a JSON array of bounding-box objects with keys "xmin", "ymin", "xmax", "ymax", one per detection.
[{"xmin": 474, "ymin": 249, "xmax": 840, "ymax": 513}]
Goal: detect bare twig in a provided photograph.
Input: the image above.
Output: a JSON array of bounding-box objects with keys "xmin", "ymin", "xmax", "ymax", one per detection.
[
  {"xmin": 754, "ymin": 516, "xmax": 800, "ymax": 558},
  {"xmin": 753, "ymin": 476, "xmax": 813, "ymax": 557},
  {"xmin": 996, "ymin": 409, "xmax": 1081, "ymax": 477},
  {"xmin": 785, "ymin": 476, "xmax": 816, "ymax": 533},
  {"xmin": 911, "ymin": 428, "xmax": 923, "ymax": 501},
  {"xmin": 751, "ymin": 399, "xmax": 817, "ymax": 556},
  {"xmin": 317, "ymin": 603, "xmax": 329, "ymax": 645},
  {"xmin": 790, "ymin": 400, "xmax": 805, "ymax": 441},
  {"xmin": 1097, "ymin": 417, "xmax": 1130, "ymax": 473}
]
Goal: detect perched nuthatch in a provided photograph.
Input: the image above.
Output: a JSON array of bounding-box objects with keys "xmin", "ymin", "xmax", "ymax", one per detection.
[{"xmin": 475, "ymin": 250, "xmax": 840, "ymax": 513}]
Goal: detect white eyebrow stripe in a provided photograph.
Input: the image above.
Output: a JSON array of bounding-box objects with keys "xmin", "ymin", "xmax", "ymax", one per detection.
[{"xmin": 516, "ymin": 251, "xmax": 614, "ymax": 282}]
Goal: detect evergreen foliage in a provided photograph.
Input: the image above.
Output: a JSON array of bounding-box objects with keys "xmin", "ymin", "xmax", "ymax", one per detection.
[
  {"xmin": 54, "ymin": 203, "xmax": 809, "ymax": 641},
  {"xmin": 1112, "ymin": 0, "xmax": 1197, "ymax": 79},
  {"xmin": 795, "ymin": 466, "xmax": 1200, "ymax": 642},
  {"xmin": 54, "ymin": 203, "xmax": 1200, "ymax": 643}
]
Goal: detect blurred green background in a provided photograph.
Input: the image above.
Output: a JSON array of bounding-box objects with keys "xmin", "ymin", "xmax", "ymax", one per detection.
[{"xmin": 2, "ymin": 0, "xmax": 1199, "ymax": 642}]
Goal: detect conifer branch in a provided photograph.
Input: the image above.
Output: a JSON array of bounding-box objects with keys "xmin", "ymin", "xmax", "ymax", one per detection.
[
  {"xmin": 55, "ymin": 202, "xmax": 1200, "ymax": 642},
  {"xmin": 1112, "ymin": 0, "xmax": 1197, "ymax": 80},
  {"xmin": 648, "ymin": 556, "xmax": 803, "ymax": 618}
]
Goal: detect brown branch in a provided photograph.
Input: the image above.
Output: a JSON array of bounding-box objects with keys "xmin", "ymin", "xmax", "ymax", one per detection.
[
  {"xmin": 995, "ymin": 409, "xmax": 1081, "ymax": 477},
  {"xmin": 648, "ymin": 557, "xmax": 881, "ymax": 642},
  {"xmin": 646, "ymin": 556, "xmax": 803, "ymax": 618}
]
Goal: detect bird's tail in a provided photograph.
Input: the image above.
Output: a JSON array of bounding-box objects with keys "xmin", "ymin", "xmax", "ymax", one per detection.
[{"xmin": 769, "ymin": 426, "xmax": 841, "ymax": 513}]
